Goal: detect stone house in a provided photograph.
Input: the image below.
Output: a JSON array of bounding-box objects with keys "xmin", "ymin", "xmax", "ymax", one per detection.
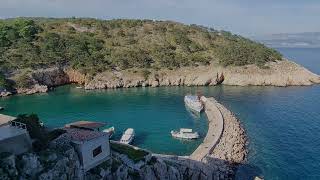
[
  {"xmin": 0, "ymin": 114, "xmax": 32, "ymax": 155},
  {"xmin": 61, "ymin": 121, "xmax": 110, "ymax": 172}
]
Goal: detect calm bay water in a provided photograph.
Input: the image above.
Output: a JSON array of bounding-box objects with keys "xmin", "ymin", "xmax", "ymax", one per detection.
[{"xmin": 0, "ymin": 48, "xmax": 319, "ymax": 179}]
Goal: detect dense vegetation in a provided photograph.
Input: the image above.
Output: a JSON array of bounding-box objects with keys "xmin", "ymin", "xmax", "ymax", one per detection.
[
  {"xmin": 110, "ymin": 141, "xmax": 149, "ymax": 162},
  {"xmin": 15, "ymin": 114, "xmax": 66, "ymax": 151},
  {"xmin": 0, "ymin": 18, "xmax": 282, "ymax": 75}
]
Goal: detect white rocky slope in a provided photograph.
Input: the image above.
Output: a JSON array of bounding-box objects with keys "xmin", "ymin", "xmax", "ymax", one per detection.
[
  {"xmin": 3, "ymin": 59, "xmax": 319, "ymax": 97},
  {"xmin": 84, "ymin": 60, "xmax": 320, "ymax": 89}
]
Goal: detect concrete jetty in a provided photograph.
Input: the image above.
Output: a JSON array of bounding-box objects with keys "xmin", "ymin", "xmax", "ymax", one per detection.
[
  {"xmin": 189, "ymin": 96, "xmax": 224, "ymax": 161},
  {"xmin": 155, "ymin": 96, "xmax": 247, "ymax": 178}
]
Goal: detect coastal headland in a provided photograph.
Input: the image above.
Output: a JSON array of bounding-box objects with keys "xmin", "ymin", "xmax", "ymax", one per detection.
[{"xmin": 1, "ymin": 18, "xmax": 320, "ymax": 97}]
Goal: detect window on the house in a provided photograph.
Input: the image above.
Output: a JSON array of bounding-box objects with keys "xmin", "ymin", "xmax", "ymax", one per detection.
[{"xmin": 92, "ymin": 146, "xmax": 102, "ymax": 157}]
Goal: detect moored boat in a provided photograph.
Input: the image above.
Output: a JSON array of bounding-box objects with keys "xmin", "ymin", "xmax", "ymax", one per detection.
[
  {"xmin": 120, "ymin": 128, "xmax": 135, "ymax": 144},
  {"xmin": 171, "ymin": 128, "xmax": 200, "ymax": 139},
  {"xmin": 184, "ymin": 95, "xmax": 203, "ymax": 112},
  {"xmin": 103, "ymin": 126, "xmax": 115, "ymax": 138}
]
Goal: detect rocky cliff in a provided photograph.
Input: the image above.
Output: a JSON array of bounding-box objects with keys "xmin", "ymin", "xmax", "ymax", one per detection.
[
  {"xmin": 3, "ymin": 59, "xmax": 320, "ymax": 97},
  {"xmin": 84, "ymin": 60, "xmax": 319, "ymax": 89}
]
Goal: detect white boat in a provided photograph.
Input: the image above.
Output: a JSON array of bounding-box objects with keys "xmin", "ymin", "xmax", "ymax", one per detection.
[
  {"xmin": 76, "ymin": 86, "xmax": 83, "ymax": 89},
  {"xmin": 103, "ymin": 126, "xmax": 115, "ymax": 138},
  {"xmin": 184, "ymin": 95, "xmax": 203, "ymax": 112},
  {"xmin": 171, "ymin": 128, "xmax": 200, "ymax": 139},
  {"xmin": 120, "ymin": 128, "xmax": 135, "ymax": 144}
]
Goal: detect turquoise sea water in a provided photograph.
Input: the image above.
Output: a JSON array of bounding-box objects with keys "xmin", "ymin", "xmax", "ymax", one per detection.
[{"xmin": 0, "ymin": 48, "xmax": 319, "ymax": 179}]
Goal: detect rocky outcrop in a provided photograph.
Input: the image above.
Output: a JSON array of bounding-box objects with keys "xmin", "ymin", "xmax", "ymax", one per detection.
[
  {"xmin": 86, "ymin": 152, "xmax": 225, "ymax": 180},
  {"xmin": 65, "ymin": 69, "xmax": 86, "ymax": 84},
  {"xmin": 11, "ymin": 68, "xmax": 85, "ymax": 96},
  {"xmin": 0, "ymin": 148, "xmax": 230, "ymax": 180},
  {"xmin": 84, "ymin": 60, "xmax": 320, "ymax": 89},
  {"xmin": 0, "ymin": 91, "xmax": 12, "ymax": 97},
  {"xmin": 31, "ymin": 67, "xmax": 70, "ymax": 87},
  {"xmin": 222, "ymin": 60, "xmax": 320, "ymax": 86},
  {"xmin": 20, "ymin": 153, "xmax": 44, "ymax": 177},
  {"xmin": 0, "ymin": 148, "xmax": 81, "ymax": 180},
  {"xmin": 3, "ymin": 59, "xmax": 320, "ymax": 97},
  {"xmin": 17, "ymin": 84, "xmax": 48, "ymax": 95}
]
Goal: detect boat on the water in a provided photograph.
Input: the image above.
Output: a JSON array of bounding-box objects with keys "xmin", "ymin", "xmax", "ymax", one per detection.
[
  {"xmin": 0, "ymin": 107, "xmax": 4, "ymax": 111},
  {"xmin": 103, "ymin": 126, "xmax": 115, "ymax": 138},
  {"xmin": 76, "ymin": 86, "xmax": 83, "ymax": 89},
  {"xmin": 120, "ymin": 128, "xmax": 135, "ymax": 144},
  {"xmin": 171, "ymin": 128, "xmax": 199, "ymax": 139},
  {"xmin": 184, "ymin": 95, "xmax": 203, "ymax": 112}
]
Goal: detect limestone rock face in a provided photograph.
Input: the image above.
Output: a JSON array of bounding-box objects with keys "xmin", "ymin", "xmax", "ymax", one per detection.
[
  {"xmin": 31, "ymin": 67, "xmax": 69, "ymax": 87},
  {"xmin": 4, "ymin": 59, "xmax": 320, "ymax": 97},
  {"xmin": 65, "ymin": 69, "xmax": 86, "ymax": 84},
  {"xmin": 222, "ymin": 60, "xmax": 320, "ymax": 86},
  {"xmin": 0, "ymin": 91, "xmax": 12, "ymax": 97},
  {"xmin": 20, "ymin": 153, "xmax": 43, "ymax": 177},
  {"xmin": 17, "ymin": 84, "xmax": 48, "ymax": 95},
  {"xmin": 0, "ymin": 142, "xmax": 240, "ymax": 180},
  {"xmin": 82, "ymin": 60, "xmax": 320, "ymax": 90},
  {"xmin": 0, "ymin": 155, "xmax": 18, "ymax": 177}
]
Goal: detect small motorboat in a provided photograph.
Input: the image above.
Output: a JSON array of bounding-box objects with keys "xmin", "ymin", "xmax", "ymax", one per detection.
[
  {"xmin": 103, "ymin": 126, "xmax": 115, "ymax": 138},
  {"xmin": 120, "ymin": 128, "xmax": 135, "ymax": 144},
  {"xmin": 171, "ymin": 128, "xmax": 200, "ymax": 139},
  {"xmin": 76, "ymin": 86, "xmax": 83, "ymax": 89},
  {"xmin": 184, "ymin": 95, "xmax": 203, "ymax": 112}
]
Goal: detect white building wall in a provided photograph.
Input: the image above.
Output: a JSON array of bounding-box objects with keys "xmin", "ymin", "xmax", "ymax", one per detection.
[
  {"xmin": 78, "ymin": 134, "xmax": 110, "ymax": 171},
  {"xmin": 0, "ymin": 133, "xmax": 32, "ymax": 155}
]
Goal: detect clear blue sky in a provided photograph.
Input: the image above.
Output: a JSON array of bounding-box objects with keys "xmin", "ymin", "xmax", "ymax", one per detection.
[{"xmin": 1, "ymin": 0, "xmax": 319, "ymax": 36}]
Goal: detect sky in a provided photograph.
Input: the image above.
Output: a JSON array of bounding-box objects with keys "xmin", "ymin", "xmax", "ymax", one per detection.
[{"xmin": 0, "ymin": 0, "xmax": 319, "ymax": 36}]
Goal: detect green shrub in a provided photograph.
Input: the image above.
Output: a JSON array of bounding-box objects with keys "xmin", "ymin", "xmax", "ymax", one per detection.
[
  {"xmin": 0, "ymin": 72, "xmax": 13, "ymax": 90},
  {"xmin": 15, "ymin": 72, "xmax": 32, "ymax": 88},
  {"xmin": 141, "ymin": 69, "xmax": 151, "ymax": 80},
  {"xmin": 15, "ymin": 114, "xmax": 44, "ymax": 140},
  {"xmin": 0, "ymin": 18, "xmax": 283, "ymax": 74},
  {"xmin": 15, "ymin": 114, "xmax": 66, "ymax": 152},
  {"xmin": 110, "ymin": 142, "xmax": 149, "ymax": 162}
]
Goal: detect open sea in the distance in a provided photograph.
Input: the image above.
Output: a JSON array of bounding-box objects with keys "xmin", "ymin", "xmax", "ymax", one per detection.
[{"xmin": 1, "ymin": 48, "xmax": 319, "ymax": 179}]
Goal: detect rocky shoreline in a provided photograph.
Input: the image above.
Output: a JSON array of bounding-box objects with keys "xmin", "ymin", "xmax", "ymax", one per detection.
[{"xmin": 1, "ymin": 59, "xmax": 319, "ymax": 97}]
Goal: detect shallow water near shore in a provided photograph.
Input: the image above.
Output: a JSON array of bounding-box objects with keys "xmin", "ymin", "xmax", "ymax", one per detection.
[{"xmin": 1, "ymin": 48, "xmax": 319, "ymax": 179}]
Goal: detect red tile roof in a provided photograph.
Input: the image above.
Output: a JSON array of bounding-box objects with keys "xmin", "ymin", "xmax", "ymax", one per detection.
[
  {"xmin": 0, "ymin": 114, "xmax": 16, "ymax": 126},
  {"xmin": 64, "ymin": 128, "xmax": 107, "ymax": 142},
  {"xmin": 65, "ymin": 121, "xmax": 106, "ymax": 130}
]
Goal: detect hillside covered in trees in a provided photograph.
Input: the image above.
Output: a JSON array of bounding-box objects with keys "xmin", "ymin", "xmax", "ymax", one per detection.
[{"xmin": 0, "ymin": 18, "xmax": 282, "ymax": 75}]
